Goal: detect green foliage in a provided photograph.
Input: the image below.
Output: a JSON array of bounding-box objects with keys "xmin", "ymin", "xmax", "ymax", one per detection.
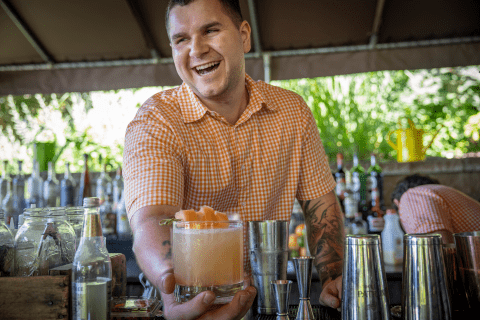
[{"xmin": 273, "ymin": 66, "xmax": 480, "ymax": 161}]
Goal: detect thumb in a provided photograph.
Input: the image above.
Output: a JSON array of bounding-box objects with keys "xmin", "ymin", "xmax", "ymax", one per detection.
[{"xmin": 158, "ymin": 273, "xmax": 176, "ymax": 294}]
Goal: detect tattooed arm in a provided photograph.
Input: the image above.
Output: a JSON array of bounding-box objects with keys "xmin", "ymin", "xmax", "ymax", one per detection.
[{"xmin": 298, "ymin": 190, "xmax": 345, "ymax": 308}]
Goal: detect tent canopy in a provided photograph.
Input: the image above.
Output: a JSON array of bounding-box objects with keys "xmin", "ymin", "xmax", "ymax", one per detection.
[{"xmin": 1, "ymin": 0, "xmax": 479, "ymax": 95}]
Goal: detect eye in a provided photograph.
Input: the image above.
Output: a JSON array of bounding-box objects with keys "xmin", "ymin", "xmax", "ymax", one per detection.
[{"xmin": 206, "ymin": 29, "xmax": 218, "ymax": 35}]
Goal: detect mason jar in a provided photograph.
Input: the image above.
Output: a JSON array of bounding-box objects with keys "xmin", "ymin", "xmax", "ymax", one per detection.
[
  {"xmin": 14, "ymin": 207, "xmax": 76, "ymax": 276},
  {"xmin": 66, "ymin": 206, "xmax": 84, "ymax": 248},
  {"xmin": 0, "ymin": 209, "xmax": 15, "ymax": 277}
]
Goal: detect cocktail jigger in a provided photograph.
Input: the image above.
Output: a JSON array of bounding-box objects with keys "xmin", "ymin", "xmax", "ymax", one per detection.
[
  {"xmin": 293, "ymin": 257, "xmax": 315, "ymax": 320},
  {"xmin": 272, "ymin": 280, "xmax": 292, "ymax": 320}
]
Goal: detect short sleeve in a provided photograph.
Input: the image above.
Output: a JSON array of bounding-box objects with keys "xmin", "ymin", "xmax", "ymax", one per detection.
[
  {"xmin": 398, "ymin": 187, "xmax": 453, "ymax": 234},
  {"xmin": 296, "ymin": 106, "xmax": 336, "ymax": 200},
  {"xmin": 123, "ymin": 101, "xmax": 184, "ymax": 222}
]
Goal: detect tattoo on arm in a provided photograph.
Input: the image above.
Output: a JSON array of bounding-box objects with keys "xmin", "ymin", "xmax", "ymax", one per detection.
[
  {"xmin": 162, "ymin": 240, "xmax": 172, "ymax": 260},
  {"xmin": 299, "ymin": 197, "xmax": 344, "ymax": 287}
]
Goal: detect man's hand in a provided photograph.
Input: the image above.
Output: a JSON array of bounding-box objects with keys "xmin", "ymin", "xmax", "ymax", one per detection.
[
  {"xmin": 319, "ymin": 275, "xmax": 342, "ymax": 310},
  {"xmin": 159, "ymin": 272, "xmax": 257, "ymax": 320}
]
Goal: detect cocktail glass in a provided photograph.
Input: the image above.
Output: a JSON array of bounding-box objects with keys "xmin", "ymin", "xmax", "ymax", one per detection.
[{"xmin": 173, "ymin": 220, "xmax": 244, "ymax": 303}]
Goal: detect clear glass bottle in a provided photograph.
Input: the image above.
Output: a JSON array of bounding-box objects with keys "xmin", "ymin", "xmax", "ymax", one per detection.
[
  {"xmin": 0, "ymin": 208, "xmax": 15, "ymax": 277},
  {"xmin": 381, "ymin": 209, "xmax": 404, "ymax": 265},
  {"xmin": 61, "ymin": 162, "xmax": 77, "ymax": 207},
  {"xmin": 335, "ymin": 153, "xmax": 346, "ymax": 213},
  {"xmin": 14, "ymin": 207, "xmax": 76, "ymax": 276},
  {"xmin": 13, "ymin": 160, "xmax": 26, "ymax": 218},
  {"xmin": 343, "ymin": 171, "xmax": 357, "ymax": 235},
  {"xmin": 27, "ymin": 160, "xmax": 44, "ymax": 208},
  {"xmin": 100, "ymin": 194, "xmax": 116, "ymax": 237},
  {"xmin": 351, "ymin": 211, "xmax": 368, "ymax": 235},
  {"xmin": 43, "ymin": 162, "xmax": 60, "ymax": 207},
  {"xmin": 77, "ymin": 154, "xmax": 92, "ymax": 206},
  {"xmin": 350, "ymin": 153, "xmax": 367, "ymax": 215},
  {"xmin": 112, "ymin": 166, "xmax": 123, "ymax": 210},
  {"xmin": 72, "ymin": 197, "xmax": 112, "ymax": 320},
  {"xmin": 116, "ymin": 191, "xmax": 131, "ymax": 239},
  {"xmin": 66, "ymin": 207, "xmax": 84, "ymax": 248},
  {"xmin": 0, "ymin": 160, "xmax": 11, "ymax": 207},
  {"xmin": 96, "ymin": 162, "xmax": 112, "ymax": 205},
  {"xmin": 2, "ymin": 180, "xmax": 16, "ymax": 228}
]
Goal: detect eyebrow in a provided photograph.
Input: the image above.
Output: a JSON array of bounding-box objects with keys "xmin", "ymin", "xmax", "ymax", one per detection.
[{"xmin": 171, "ymin": 21, "xmax": 223, "ymax": 42}]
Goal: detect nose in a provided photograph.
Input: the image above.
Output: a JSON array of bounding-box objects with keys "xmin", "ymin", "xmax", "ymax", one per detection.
[{"xmin": 189, "ymin": 35, "xmax": 209, "ymax": 58}]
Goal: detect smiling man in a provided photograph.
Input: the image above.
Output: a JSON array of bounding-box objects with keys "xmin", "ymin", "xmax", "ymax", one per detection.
[{"xmin": 123, "ymin": 1, "xmax": 344, "ymax": 319}]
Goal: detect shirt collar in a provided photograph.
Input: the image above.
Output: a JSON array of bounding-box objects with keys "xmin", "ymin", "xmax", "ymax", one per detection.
[{"xmin": 178, "ymin": 74, "xmax": 277, "ymax": 124}]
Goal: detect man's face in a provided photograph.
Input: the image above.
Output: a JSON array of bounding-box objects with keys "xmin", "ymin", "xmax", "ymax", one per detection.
[{"xmin": 168, "ymin": 0, "xmax": 251, "ymax": 103}]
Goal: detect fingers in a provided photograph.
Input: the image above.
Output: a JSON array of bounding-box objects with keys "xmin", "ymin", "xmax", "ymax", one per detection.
[
  {"xmin": 198, "ymin": 286, "xmax": 257, "ymax": 320},
  {"xmin": 164, "ymin": 290, "xmax": 217, "ymax": 320},
  {"xmin": 319, "ymin": 277, "xmax": 342, "ymax": 309}
]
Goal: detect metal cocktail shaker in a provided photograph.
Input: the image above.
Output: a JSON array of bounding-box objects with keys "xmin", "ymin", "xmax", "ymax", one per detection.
[
  {"xmin": 454, "ymin": 231, "xmax": 480, "ymax": 311},
  {"xmin": 402, "ymin": 234, "xmax": 451, "ymax": 320},
  {"xmin": 249, "ymin": 220, "xmax": 289, "ymax": 315},
  {"xmin": 341, "ymin": 234, "xmax": 391, "ymax": 320}
]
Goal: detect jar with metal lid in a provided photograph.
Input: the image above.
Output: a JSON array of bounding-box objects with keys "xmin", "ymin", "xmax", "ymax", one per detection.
[
  {"xmin": 14, "ymin": 207, "xmax": 76, "ymax": 276},
  {"xmin": 0, "ymin": 208, "xmax": 15, "ymax": 276},
  {"xmin": 66, "ymin": 206, "xmax": 84, "ymax": 247}
]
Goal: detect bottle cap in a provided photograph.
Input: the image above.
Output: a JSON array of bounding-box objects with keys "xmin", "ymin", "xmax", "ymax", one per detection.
[
  {"xmin": 83, "ymin": 197, "xmax": 100, "ymax": 207},
  {"xmin": 386, "ymin": 209, "xmax": 397, "ymax": 215}
]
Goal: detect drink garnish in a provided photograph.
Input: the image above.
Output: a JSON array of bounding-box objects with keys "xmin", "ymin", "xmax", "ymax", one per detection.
[{"xmin": 159, "ymin": 218, "xmax": 181, "ymax": 226}]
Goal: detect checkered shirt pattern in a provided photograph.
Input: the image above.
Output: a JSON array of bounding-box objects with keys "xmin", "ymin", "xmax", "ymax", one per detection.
[
  {"xmin": 123, "ymin": 74, "xmax": 335, "ymax": 274},
  {"xmin": 399, "ymin": 184, "xmax": 480, "ymax": 234}
]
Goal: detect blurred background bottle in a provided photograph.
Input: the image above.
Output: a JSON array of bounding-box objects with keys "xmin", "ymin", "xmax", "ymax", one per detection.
[
  {"xmin": 0, "ymin": 161, "xmax": 10, "ymax": 206},
  {"xmin": 116, "ymin": 191, "xmax": 131, "ymax": 239},
  {"xmin": 96, "ymin": 157, "xmax": 112, "ymax": 205},
  {"xmin": 2, "ymin": 180, "xmax": 15, "ymax": 228},
  {"xmin": 72, "ymin": 197, "xmax": 112, "ymax": 320},
  {"xmin": 99, "ymin": 194, "xmax": 116, "ymax": 237},
  {"xmin": 350, "ymin": 153, "xmax": 368, "ymax": 216},
  {"xmin": 60, "ymin": 162, "xmax": 77, "ymax": 207},
  {"xmin": 367, "ymin": 153, "xmax": 385, "ymax": 214},
  {"xmin": 335, "ymin": 153, "xmax": 346, "ymax": 213},
  {"xmin": 27, "ymin": 159, "xmax": 44, "ymax": 208},
  {"xmin": 77, "ymin": 154, "xmax": 91, "ymax": 206},
  {"xmin": 43, "ymin": 162, "xmax": 60, "ymax": 207},
  {"xmin": 0, "ymin": 208, "xmax": 15, "ymax": 277},
  {"xmin": 112, "ymin": 166, "xmax": 123, "ymax": 211},
  {"xmin": 13, "ymin": 160, "xmax": 26, "ymax": 220},
  {"xmin": 351, "ymin": 211, "xmax": 368, "ymax": 235},
  {"xmin": 381, "ymin": 209, "xmax": 404, "ymax": 265},
  {"xmin": 343, "ymin": 171, "xmax": 356, "ymax": 235}
]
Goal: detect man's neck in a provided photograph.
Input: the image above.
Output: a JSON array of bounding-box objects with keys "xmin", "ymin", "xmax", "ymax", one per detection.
[{"xmin": 197, "ymin": 83, "xmax": 249, "ymax": 126}]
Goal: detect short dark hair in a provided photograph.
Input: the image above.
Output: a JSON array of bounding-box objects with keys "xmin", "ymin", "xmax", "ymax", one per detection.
[
  {"xmin": 391, "ymin": 174, "xmax": 440, "ymax": 210},
  {"xmin": 165, "ymin": 0, "xmax": 244, "ymax": 35}
]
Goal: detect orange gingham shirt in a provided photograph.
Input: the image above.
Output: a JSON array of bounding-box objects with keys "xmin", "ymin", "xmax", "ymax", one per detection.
[
  {"xmin": 399, "ymin": 184, "xmax": 480, "ymax": 234},
  {"xmin": 123, "ymin": 74, "xmax": 335, "ymax": 274}
]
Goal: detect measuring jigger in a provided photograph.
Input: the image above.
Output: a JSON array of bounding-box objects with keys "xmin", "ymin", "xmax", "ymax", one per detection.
[
  {"xmin": 293, "ymin": 257, "xmax": 315, "ymax": 320},
  {"xmin": 341, "ymin": 235, "xmax": 391, "ymax": 320}
]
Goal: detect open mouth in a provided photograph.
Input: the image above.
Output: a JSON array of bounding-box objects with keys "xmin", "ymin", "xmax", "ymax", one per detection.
[{"xmin": 195, "ymin": 61, "xmax": 220, "ymax": 75}]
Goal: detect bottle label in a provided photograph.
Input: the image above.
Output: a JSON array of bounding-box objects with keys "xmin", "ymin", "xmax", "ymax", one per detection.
[{"xmin": 367, "ymin": 216, "xmax": 384, "ymax": 232}]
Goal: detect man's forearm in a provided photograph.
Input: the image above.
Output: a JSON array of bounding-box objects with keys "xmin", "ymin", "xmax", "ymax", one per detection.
[{"xmin": 298, "ymin": 191, "xmax": 344, "ymax": 288}]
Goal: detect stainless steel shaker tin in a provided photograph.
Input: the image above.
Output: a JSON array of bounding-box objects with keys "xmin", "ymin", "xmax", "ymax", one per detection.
[
  {"xmin": 402, "ymin": 234, "xmax": 451, "ymax": 320},
  {"xmin": 342, "ymin": 234, "xmax": 391, "ymax": 320},
  {"xmin": 249, "ymin": 220, "xmax": 289, "ymax": 315}
]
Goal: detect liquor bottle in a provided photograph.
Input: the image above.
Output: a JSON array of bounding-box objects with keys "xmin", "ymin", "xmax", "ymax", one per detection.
[
  {"xmin": 96, "ymin": 161, "xmax": 112, "ymax": 205},
  {"xmin": 112, "ymin": 166, "xmax": 123, "ymax": 210},
  {"xmin": 343, "ymin": 171, "xmax": 357, "ymax": 235},
  {"xmin": 12, "ymin": 160, "xmax": 26, "ymax": 217},
  {"xmin": 60, "ymin": 162, "xmax": 77, "ymax": 207},
  {"xmin": 99, "ymin": 194, "xmax": 116, "ymax": 237},
  {"xmin": 351, "ymin": 211, "xmax": 368, "ymax": 235},
  {"xmin": 116, "ymin": 191, "xmax": 131, "ymax": 239},
  {"xmin": 77, "ymin": 154, "xmax": 92, "ymax": 206},
  {"xmin": 350, "ymin": 153, "xmax": 368, "ymax": 215},
  {"xmin": 2, "ymin": 180, "xmax": 16, "ymax": 228},
  {"xmin": 72, "ymin": 197, "xmax": 112, "ymax": 320},
  {"xmin": 43, "ymin": 162, "xmax": 60, "ymax": 207},
  {"xmin": 367, "ymin": 154, "xmax": 385, "ymax": 213},
  {"xmin": 0, "ymin": 161, "xmax": 10, "ymax": 206},
  {"xmin": 334, "ymin": 153, "xmax": 346, "ymax": 213},
  {"xmin": 27, "ymin": 160, "xmax": 44, "ymax": 208}
]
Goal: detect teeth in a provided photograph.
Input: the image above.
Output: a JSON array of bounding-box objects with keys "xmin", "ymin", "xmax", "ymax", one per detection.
[{"xmin": 195, "ymin": 62, "xmax": 219, "ymax": 71}]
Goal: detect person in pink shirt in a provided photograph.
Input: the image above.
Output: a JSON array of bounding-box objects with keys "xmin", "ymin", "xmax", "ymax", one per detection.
[{"xmin": 391, "ymin": 174, "xmax": 480, "ymax": 243}]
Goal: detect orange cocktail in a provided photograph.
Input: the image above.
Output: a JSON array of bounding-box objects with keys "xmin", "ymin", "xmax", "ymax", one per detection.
[{"xmin": 173, "ymin": 219, "xmax": 244, "ymax": 303}]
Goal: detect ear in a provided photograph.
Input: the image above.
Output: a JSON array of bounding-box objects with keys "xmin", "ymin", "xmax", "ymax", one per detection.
[
  {"xmin": 239, "ymin": 21, "xmax": 252, "ymax": 53},
  {"xmin": 393, "ymin": 199, "xmax": 400, "ymax": 209}
]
